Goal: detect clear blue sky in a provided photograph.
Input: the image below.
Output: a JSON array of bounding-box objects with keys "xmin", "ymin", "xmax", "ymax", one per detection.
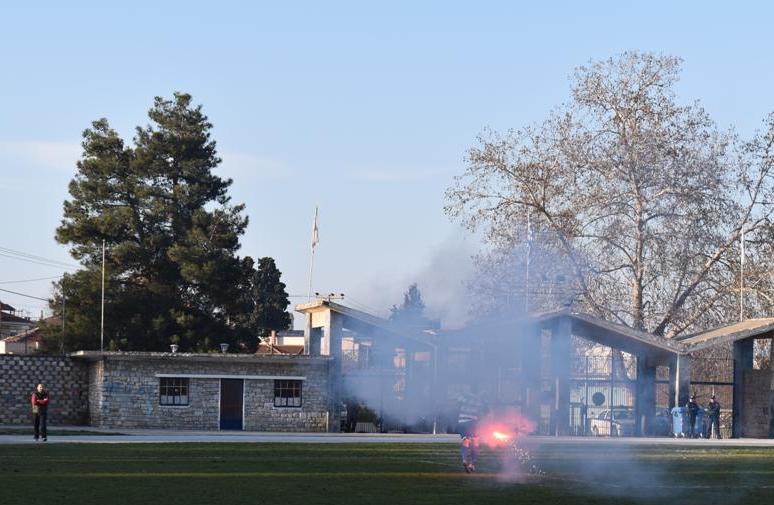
[{"xmin": 1, "ymin": 1, "xmax": 773, "ymax": 327}]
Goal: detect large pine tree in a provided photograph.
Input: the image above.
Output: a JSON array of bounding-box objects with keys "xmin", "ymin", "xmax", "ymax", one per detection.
[
  {"xmin": 47, "ymin": 93, "xmax": 256, "ymax": 352},
  {"xmin": 251, "ymin": 257, "xmax": 292, "ymax": 339}
]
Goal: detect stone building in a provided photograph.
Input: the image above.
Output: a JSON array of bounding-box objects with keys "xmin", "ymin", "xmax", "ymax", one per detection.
[
  {"xmin": 73, "ymin": 351, "xmax": 332, "ymax": 431},
  {"xmin": 0, "ymin": 351, "xmax": 332, "ymax": 432}
]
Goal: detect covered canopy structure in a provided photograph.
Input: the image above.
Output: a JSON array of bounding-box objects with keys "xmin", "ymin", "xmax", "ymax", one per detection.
[
  {"xmin": 676, "ymin": 319, "xmax": 774, "ymax": 437},
  {"xmin": 295, "ymin": 300, "xmax": 773, "ymax": 437},
  {"xmin": 295, "ymin": 300, "xmax": 437, "ymax": 432}
]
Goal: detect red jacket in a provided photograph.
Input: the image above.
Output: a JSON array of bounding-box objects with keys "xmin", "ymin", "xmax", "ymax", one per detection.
[{"xmin": 31, "ymin": 391, "xmax": 49, "ymax": 411}]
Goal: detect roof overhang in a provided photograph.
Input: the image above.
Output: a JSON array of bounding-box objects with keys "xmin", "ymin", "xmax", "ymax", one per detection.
[
  {"xmin": 69, "ymin": 351, "xmax": 331, "ymax": 365},
  {"xmin": 676, "ymin": 318, "xmax": 774, "ymax": 352},
  {"xmin": 532, "ymin": 310, "xmax": 680, "ymax": 363},
  {"xmin": 295, "ymin": 300, "xmax": 436, "ymax": 348}
]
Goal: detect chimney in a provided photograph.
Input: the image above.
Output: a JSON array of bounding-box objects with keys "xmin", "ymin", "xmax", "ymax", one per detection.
[{"xmin": 270, "ymin": 330, "xmax": 278, "ymax": 345}]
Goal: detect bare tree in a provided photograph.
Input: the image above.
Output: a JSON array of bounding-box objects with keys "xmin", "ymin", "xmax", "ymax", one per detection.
[
  {"xmin": 446, "ymin": 52, "xmax": 774, "ymax": 337},
  {"xmin": 466, "ymin": 233, "xmax": 576, "ymax": 318}
]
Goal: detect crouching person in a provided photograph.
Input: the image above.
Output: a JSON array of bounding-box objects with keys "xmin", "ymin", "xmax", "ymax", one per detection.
[{"xmin": 458, "ymin": 386, "xmax": 487, "ymax": 473}]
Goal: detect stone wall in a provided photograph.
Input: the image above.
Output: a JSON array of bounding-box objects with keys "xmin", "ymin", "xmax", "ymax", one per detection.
[
  {"xmin": 742, "ymin": 369, "xmax": 772, "ymax": 437},
  {"xmin": 0, "ymin": 355, "xmax": 89, "ymax": 425},
  {"xmin": 77, "ymin": 352, "xmax": 331, "ymax": 431}
]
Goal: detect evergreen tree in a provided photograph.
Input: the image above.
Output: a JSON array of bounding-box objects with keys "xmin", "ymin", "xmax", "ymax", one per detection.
[
  {"xmin": 389, "ymin": 283, "xmax": 434, "ymax": 328},
  {"xmin": 46, "ymin": 93, "xmax": 255, "ymax": 352},
  {"xmin": 251, "ymin": 257, "xmax": 292, "ymax": 339}
]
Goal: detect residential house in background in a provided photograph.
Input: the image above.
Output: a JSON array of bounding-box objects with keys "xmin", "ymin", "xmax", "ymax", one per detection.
[
  {"xmin": 0, "ymin": 301, "xmax": 37, "ymax": 352},
  {"xmin": 0, "ymin": 326, "xmax": 43, "ymax": 354}
]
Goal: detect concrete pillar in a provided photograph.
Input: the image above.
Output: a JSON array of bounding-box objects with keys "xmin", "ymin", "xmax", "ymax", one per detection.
[
  {"xmin": 432, "ymin": 341, "xmax": 446, "ymax": 434},
  {"xmin": 521, "ymin": 325, "xmax": 542, "ymax": 428},
  {"xmin": 551, "ymin": 316, "xmax": 572, "ymax": 436},
  {"xmin": 732, "ymin": 339, "xmax": 754, "ymax": 437},
  {"xmin": 327, "ymin": 313, "xmax": 343, "ymax": 432},
  {"xmin": 668, "ymin": 361, "xmax": 676, "ymax": 410},
  {"xmin": 321, "ymin": 310, "xmax": 332, "ymax": 356},
  {"xmin": 304, "ymin": 313, "xmax": 313, "ymax": 355},
  {"xmin": 635, "ymin": 357, "xmax": 656, "ymax": 436},
  {"xmin": 674, "ymin": 354, "xmax": 692, "ymax": 407},
  {"xmin": 404, "ymin": 343, "xmax": 417, "ymax": 426},
  {"xmin": 308, "ymin": 327, "xmax": 322, "ymax": 356}
]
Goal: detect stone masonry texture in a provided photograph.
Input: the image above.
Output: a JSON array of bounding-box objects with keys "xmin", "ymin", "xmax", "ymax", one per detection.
[
  {"xmin": 743, "ymin": 369, "xmax": 772, "ymax": 437},
  {"xmin": 75, "ymin": 352, "xmax": 332, "ymax": 431},
  {"xmin": 0, "ymin": 355, "xmax": 89, "ymax": 425}
]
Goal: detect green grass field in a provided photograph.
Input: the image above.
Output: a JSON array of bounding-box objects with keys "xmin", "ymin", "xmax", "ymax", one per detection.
[{"xmin": 1, "ymin": 442, "xmax": 772, "ymax": 505}]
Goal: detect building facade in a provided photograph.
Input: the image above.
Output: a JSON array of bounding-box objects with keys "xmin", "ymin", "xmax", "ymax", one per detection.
[
  {"xmin": 0, "ymin": 352, "xmax": 333, "ymax": 432},
  {"xmin": 74, "ymin": 351, "xmax": 333, "ymax": 431}
]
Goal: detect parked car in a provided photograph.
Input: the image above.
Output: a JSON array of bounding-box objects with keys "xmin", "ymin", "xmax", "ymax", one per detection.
[{"xmin": 589, "ymin": 409, "xmax": 635, "ymax": 436}]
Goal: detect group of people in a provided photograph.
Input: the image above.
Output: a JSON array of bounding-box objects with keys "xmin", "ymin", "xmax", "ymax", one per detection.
[{"xmin": 685, "ymin": 393, "xmax": 722, "ymax": 439}]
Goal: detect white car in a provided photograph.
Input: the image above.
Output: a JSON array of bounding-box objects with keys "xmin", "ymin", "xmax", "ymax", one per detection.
[{"xmin": 589, "ymin": 409, "xmax": 635, "ymax": 437}]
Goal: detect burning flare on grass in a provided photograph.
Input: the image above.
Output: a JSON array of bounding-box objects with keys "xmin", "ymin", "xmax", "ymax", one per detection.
[
  {"xmin": 478, "ymin": 409, "xmax": 535, "ymax": 449},
  {"xmin": 475, "ymin": 409, "xmax": 544, "ymax": 479}
]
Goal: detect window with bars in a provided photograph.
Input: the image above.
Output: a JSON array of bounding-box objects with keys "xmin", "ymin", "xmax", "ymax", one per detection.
[
  {"xmin": 159, "ymin": 377, "xmax": 190, "ymax": 406},
  {"xmin": 274, "ymin": 379, "xmax": 302, "ymax": 407}
]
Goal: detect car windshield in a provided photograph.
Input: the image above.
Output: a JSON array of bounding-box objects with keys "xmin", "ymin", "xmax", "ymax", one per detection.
[{"xmin": 598, "ymin": 410, "xmax": 633, "ymax": 420}]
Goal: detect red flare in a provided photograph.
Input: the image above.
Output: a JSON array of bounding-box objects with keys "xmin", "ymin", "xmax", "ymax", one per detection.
[{"xmin": 477, "ymin": 409, "xmax": 535, "ymax": 448}]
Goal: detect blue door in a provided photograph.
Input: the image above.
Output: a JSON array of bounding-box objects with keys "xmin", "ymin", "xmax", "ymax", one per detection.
[{"xmin": 220, "ymin": 379, "xmax": 243, "ymax": 430}]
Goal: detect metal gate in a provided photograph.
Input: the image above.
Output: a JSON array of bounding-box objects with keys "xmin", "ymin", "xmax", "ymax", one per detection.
[{"xmin": 570, "ymin": 352, "xmax": 636, "ymax": 436}]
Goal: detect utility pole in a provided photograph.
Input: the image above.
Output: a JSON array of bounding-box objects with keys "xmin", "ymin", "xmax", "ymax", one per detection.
[
  {"xmin": 100, "ymin": 239, "xmax": 105, "ymax": 352},
  {"xmin": 61, "ymin": 278, "xmax": 65, "ymax": 354},
  {"xmin": 525, "ymin": 210, "xmax": 532, "ymax": 314}
]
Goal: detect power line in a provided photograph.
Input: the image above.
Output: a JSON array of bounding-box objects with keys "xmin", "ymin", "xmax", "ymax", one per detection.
[
  {"xmin": 0, "ymin": 287, "xmax": 50, "ymax": 301},
  {"xmin": 0, "ymin": 245, "xmax": 79, "ymax": 269},
  {"xmin": 0, "ymin": 276, "xmax": 62, "ymax": 284},
  {"xmin": 0, "ymin": 247, "xmax": 78, "ymax": 268},
  {"xmin": 0, "ymin": 252, "xmax": 76, "ymax": 270},
  {"xmin": 344, "ymin": 296, "xmax": 386, "ymax": 315}
]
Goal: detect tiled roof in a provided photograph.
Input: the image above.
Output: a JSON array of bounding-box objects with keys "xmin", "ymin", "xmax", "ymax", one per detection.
[{"xmin": 1, "ymin": 326, "xmax": 41, "ymax": 343}]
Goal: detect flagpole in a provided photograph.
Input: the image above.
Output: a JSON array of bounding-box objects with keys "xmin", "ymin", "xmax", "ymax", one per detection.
[
  {"xmin": 308, "ymin": 207, "xmax": 319, "ymax": 301},
  {"xmin": 308, "ymin": 247, "xmax": 316, "ymax": 302}
]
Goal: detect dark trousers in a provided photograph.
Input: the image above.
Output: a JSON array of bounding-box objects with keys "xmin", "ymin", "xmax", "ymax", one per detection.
[
  {"xmin": 687, "ymin": 414, "xmax": 697, "ymax": 437},
  {"xmin": 33, "ymin": 412, "xmax": 47, "ymax": 439},
  {"xmin": 709, "ymin": 416, "xmax": 721, "ymax": 439}
]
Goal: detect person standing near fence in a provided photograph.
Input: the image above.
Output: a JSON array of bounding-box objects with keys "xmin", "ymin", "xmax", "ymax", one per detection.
[
  {"xmin": 707, "ymin": 394, "xmax": 721, "ymax": 439},
  {"xmin": 31, "ymin": 383, "xmax": 49, "ymax": 442},
  {"xmin": 686, "ymin": 394, "xmax": 699, "ymax": 438}
]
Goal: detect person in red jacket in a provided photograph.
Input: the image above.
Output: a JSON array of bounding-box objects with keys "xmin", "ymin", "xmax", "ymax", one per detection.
[{"xmin": 31, "ymin": 383, "xmax": 49, "ymax": 441}]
